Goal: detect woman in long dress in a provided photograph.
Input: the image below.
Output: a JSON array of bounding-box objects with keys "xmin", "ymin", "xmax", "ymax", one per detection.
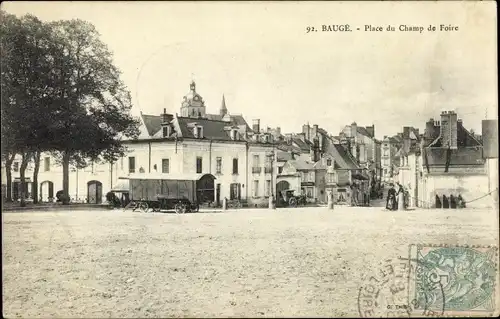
[{"xmin": 386, "ymin": 183, "xmax": 396, "ymax": 210}]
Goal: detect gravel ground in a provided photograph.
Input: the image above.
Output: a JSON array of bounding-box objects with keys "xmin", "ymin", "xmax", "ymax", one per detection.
[{"xmin": 2, "ymin": 207, "xmax": 499, "ymax": 318}]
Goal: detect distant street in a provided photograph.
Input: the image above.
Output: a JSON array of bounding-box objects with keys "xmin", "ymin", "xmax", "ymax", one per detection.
[{"xmin": 3, "ymin": 207, "xmax": 497, "ymax": 318}]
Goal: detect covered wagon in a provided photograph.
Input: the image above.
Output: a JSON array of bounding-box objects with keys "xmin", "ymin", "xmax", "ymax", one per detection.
[{"xmin": 121, "ymin": 173, "xmax": 216, "ymax": 214}]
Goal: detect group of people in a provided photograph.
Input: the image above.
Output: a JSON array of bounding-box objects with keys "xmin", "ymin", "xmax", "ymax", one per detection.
[{"xmin": 385, "ymin": 182, "xmax": 408, "ymax": 211}]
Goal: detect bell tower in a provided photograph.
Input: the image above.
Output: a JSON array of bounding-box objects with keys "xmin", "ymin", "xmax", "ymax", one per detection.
[{"xmin": 180, "ymin": 81, "xmax": 206, "ymax": 118}]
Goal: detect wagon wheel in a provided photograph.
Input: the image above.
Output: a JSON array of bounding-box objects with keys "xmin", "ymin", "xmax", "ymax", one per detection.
[
  {"xmin": 139, "ymin": 201, "xmax": 149, "ymax": 213},
  {"xmin": 289, "ymin": 197, "xmax": 298, "ymax": 208},
  {"xmin": 193, "ymin": 203, "xmax": 200, "ymax": 213},
  {"xmin": 130, "ymin": 201, "xmax": 138, "ymax": 212},
  {"xmin": 174, "ymin": 203, "xmax": 186, "ymax": 214}
]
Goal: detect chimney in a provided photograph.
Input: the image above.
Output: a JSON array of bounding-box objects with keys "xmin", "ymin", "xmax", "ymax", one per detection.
[
  {"xmin": 440, "ymin": 110, "xmax": 458, "ymax": 149},
  {"xmin": 350, "ymin": 122, "xmax": 357, "ymax": 142},
  {"xmin": 312, "ymin": 124, "xmax": 318, "ymax": 139},
  {"xmin": 302, "ymin": 124, "xmax": 310, "ymax": 140},
  {"xmin": 161, "ymin": 108, "xmax": 173, "ymax": 123},
  {"xmin": 276, "ymin": 127, "xmax": 281, "ymax": 136},
  {"xmin": 252, "ymin": 119, "xmax": 260, "ymax": 133},
  {"xmin": 424, "ymin": 118, "xmax": 435, "ymax": 140}
]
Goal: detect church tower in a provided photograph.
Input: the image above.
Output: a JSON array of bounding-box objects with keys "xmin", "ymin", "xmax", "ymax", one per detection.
[
  {"xmin": 180, "ymin": 81, "xmax": 206, "ymax": 118},
  {"xmin": 220, "ymin": 94, "xmax": 228, "ymax": 117}
]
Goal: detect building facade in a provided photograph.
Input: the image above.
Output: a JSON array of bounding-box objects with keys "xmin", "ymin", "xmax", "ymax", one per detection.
[{"xmin": 3, "ymin": 81, "xmax": 277, "ymax": 207}]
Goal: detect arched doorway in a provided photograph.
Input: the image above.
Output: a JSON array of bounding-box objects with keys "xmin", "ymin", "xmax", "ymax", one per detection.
[
  {"xmin": 197, "ymin": 174, "xmax": 215, "ymax": 204},
  {"xmin": 276, "ymin": 180, "xmax": 290, "ymax": 194},
  {"xmin": 276, "ymin": 180, "xmax": 290, "ymax": 204},
  {"xmin": 87, "ymin": 180, "xmax": 103, "ymax": 204},
  {"xmin": 40, "ymin": 181, "xmax": 54, "ymax": 202}
]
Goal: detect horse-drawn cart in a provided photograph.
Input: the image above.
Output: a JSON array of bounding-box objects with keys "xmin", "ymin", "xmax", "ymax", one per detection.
[{"xmin": 122, "ymin": 173, "xmax": 215, "ymax": 214}]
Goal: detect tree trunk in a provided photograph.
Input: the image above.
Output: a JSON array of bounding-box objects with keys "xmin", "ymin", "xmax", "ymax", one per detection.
[
  {"xmin": 32, "ymin": 150, "xmax": 41, "ymax": 204},
  {"xmin": 62, "ymin": 151, "xmax": 71, "ymax": 205},
  {"xmin": 19, "ymin": 152, "xmax": 31, "ymax": 207},
  {"xmin": 5, "ymin": 153, "xmax": 15, "ymax": 202}
]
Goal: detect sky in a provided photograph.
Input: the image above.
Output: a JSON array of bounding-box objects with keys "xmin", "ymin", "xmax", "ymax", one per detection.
[{"xmin": 3, "ymin": 1, "xmax": 497, "ymax": 139}]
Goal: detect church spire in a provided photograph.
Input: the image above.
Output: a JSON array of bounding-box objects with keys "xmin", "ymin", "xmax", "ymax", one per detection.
[{"xmin": 220, "ymin": 94, "xmax": 228, "ymax": 116}]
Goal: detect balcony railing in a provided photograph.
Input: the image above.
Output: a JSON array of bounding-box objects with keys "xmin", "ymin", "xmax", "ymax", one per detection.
[
  {"xmin": 264, "ymin": 166, "xmax": 272, "ymax": 174},
  {"xmin": 252, "ymin": 167, "xmax": 262, "ymax": 174}
]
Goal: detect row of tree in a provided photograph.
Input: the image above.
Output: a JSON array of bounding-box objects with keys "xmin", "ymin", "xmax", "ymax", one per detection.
[{"xmin": 1, "ymin": 11, "xmax": 140, "ymax": 206}]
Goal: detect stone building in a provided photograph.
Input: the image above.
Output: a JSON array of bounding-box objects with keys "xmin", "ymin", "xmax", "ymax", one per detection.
[
  {"xmin": 3, "ymin": 81, "xmax": 277, "ymax": 206},
  {"xmin": 339, "ymin": 122, "xmax": 382, "ymax": 195},
  {"xmin": 381, "ymin": 135, "xmax": 402, "ymax": 182},
  {"xmin": 415, "ymin": 111, "xmax": 491, "ymax": 208}
]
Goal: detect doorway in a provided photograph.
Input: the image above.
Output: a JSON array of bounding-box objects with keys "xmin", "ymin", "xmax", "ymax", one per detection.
[{"xmin": 87, "ymin": 180, "xmax": 103, "ymax": 204}]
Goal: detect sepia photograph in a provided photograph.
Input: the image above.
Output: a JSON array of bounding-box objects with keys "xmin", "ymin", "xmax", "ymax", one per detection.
[{"xmin": 1, "ymin": 1, "xmax": 498, "ymax": 317}]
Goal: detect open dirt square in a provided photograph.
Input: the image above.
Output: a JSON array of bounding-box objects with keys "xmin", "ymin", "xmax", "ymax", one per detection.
[{"xmin": 2, "ymin": 207, "xmax": 499, "ymax": 318}]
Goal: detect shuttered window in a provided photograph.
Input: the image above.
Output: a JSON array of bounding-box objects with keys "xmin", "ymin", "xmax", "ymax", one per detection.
[{"xmin": 162, "ymin": 159, "xmax": 169, "ymax": 173}]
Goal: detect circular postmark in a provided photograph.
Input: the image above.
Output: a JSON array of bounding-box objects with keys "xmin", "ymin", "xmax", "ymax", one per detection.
[{"xmin": 357, "ymin": 257, "xmax": 446, "ymax": 318}]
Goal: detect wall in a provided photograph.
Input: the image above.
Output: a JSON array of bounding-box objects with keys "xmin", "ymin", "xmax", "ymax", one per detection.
[
  {"xmin": 247, "ymin": 145, "xmax": 275, "ymax": 206},
  {"xmin": 422, "ymin": 173, "xmax": 490, "ymax": 208}
]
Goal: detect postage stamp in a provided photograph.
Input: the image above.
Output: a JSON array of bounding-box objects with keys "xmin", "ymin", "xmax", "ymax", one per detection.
[
  {"xmin": 407, "ymin": 244, "xmax": 499, "ymax": 317},
  {"xmin": 358, "ymin": 245, "xmax": 499, "ymax": 318}
]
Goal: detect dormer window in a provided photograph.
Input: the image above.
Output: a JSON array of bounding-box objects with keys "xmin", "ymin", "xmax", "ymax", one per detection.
[
  {"xmin": 162, "ymin": 125, "xmax": 171, "ymax": 138},
  {"xmin": 193, "ymin": 125, "xmax": 203, "ymax": 138},
  {"xmin": 327, "ymin": 159, "xmax": 332, "ymax": 166},
  {"xmin": 231, "ymin": 129, "xmax": 239, "ymax": 141}
]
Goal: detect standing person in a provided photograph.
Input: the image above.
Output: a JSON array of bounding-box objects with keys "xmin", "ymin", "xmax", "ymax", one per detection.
[
  {"xmin": 395, "ymin": 182, "xmax": 404, "ymax": 210},
  {"xmin": 386, "ymin": 183, "xmax": 396, "ymax": 210}
]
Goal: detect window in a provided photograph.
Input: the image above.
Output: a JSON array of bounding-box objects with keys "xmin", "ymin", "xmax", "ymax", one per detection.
[
  {"xmin": 232, "ymin": 158, "xmax": 238, "ymax": 174},
  {"xmin": 326, "ymin": 172, "xmax": 335, "ymax": 184},
  {"xmin": 162, "ymin": 159, "xmax": 170, "ymax": 173},
  {"xmin": 383, "ymin": 149, "xmax": 389, "ymax": 156},
  {"xmin": 231, "ymin": 129, "xmax": 238, "ymax": 140},
  {"xmin": 42, "ymin": 157, "xmax": 50, "ymax": 172},
  {"xmin": 13, "ymin": 161, "xmax": 19, "ymax": 172},
  {"xmin": 253, "ymin": 154, "xmax": 260, "ymax": 167},
  {"xmin": 278, "ymin": 166, "xmax": 283, "ymax": 174},
  {"xmin": 265, "ymin": 180, "xmax": 271, "ymax": 197},
  {"xmin": 326, "ymin": 159, "xmax": 332, "ymax": 166},
  {"xmin": 384, "ymin": 168, "xmax": 387, "ymax": 175},
  {"xmin": 196, "ymin": 157, "xmax": 202, "ymax": 173},
  {"xmin": 253, "ymin": 180, "xmax": 259, "ymax": 197},
  {"xmin": 162, "ymin": 126, "xmax": 170, "ymax": 138},
  {"xmin": 193, "ymin": 126, "xmax": 203, "ymax": 138},
  {"xmin": 128, "ymin": 157, "xmax": 136, "ymax": 173},
  {"xmin": 216, "ymin": 157, "xmax": 222, "ymax": 174}
]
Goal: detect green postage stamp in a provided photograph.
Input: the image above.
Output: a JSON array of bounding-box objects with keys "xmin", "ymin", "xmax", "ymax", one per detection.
[{"xmin": 408, "ymin": 244, "xmax": 499, "ymax": 317}]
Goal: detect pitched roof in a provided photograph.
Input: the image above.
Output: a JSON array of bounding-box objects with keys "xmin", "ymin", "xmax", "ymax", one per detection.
[
  {"xmin": 205, "ymin": 113, "xmax": 250, "ymax": 131},
  {"xmin": 424, "ymin": 147, "xmax": 485, "ymax": 166},
  {"xmin": 356, "ymin": 126, "xmax": 372, "ymax": 138},
  {"xmin": 330, "ymin": 143, "xmax": 360, "ymax": 169},
  {"xmin": 141, "ymin": 114, "xmax": 163, "ymax": 136},
  {"xmin": 277, "ymin": 150, "xmax": 293, "ymax": 161},
  {"xmin": 177, "ymin": 117, "xmax": 235, "ymax": 140},
  {"xmin": 429, "ymin": 123, "xmax": 482, "ymax": 148},
  {"xmin": 276, "ymin": 143, "xmax": 302, "ymax": 154},
  {"xmin": 287, "ymin": 159, "xmax": 315, "ymax": 170},
  {"xmin": 292, "ymin": 137, "xmax": 312, "ymax": 152}
]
